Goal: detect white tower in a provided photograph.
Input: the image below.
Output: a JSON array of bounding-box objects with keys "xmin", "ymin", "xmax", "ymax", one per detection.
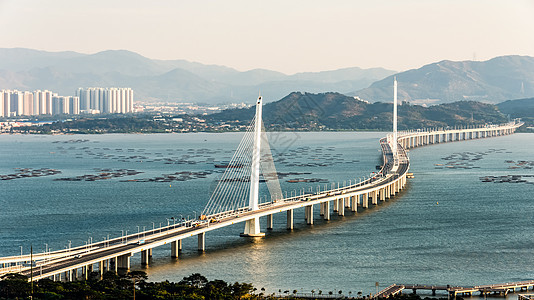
[
  {"xmin": 241, "ymin": 95, "xmax": 265, "ymax": 237},
  {"xmin": 392, "ymin": 77, "xmax": 398, "ymax": 155}
]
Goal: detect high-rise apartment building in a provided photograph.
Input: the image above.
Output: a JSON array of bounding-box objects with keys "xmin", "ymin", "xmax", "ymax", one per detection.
[
  {"xmin": 76, "ymin": 87, "xmax": 133, "ymax": 114},
  {"xmin": 23, "ymin": 92, "xmax": 33, "ymax": 116}
]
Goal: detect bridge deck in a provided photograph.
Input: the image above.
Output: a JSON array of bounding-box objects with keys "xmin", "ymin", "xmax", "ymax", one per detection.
[
  {"xmin": 374, "ymin": 280, "xmax": 534, "ymax": 298},
  {"xmin": 0, "ymin": 121, "xmax": 524, "ymax": 282},
  {"xmin": 375, "ymin": 284, "xmax": 405, "ymax": 298}
]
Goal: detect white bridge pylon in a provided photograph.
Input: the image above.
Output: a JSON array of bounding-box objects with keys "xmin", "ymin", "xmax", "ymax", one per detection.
[
  {"xmin": 201, "ymin": 95, "xmax": 282, "ymax": 237},
  {"xmin": 243, "ymin": 95, "xmax": 266, "ymax": 237}
]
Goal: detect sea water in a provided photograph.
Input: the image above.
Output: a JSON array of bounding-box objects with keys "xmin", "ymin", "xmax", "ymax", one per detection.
[{"xmin": 0, "ymin": 132, "xmax": 533, "ymax": 296}]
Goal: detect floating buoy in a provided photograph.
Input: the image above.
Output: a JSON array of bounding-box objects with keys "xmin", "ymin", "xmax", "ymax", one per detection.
[
  {"xmin": 436, "ymin": 202, "xmax": 439, "ymax": 205},
  {"xmin": 169, "ymin": 185, "xmax": 172, "ymax": 187}
]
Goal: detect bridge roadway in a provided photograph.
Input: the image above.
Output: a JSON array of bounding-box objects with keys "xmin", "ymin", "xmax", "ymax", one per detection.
[
  {"xmin": 375, "ymin": 280, "xmax": 534, "ymax": 298},
  {"xmin": 0, "ymin": 121, "xmax": 523, "ymax": 282}
]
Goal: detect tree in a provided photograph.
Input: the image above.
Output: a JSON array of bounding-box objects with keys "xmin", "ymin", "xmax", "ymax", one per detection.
[
  {"xmin": 0, "ymin": 273, "xmax": 31, "ymax": 298},
  {"xmin": 127, "ymin": 271, "xmax": 148, "ymax": 300},
  {"xmin": 231, "ymin": 282, "xmax": 254, "ymax": 298},
  {"xmin": 204, "ymin": 279, "xmax": 230, "ymax": 299},
  {"xmin": 179, "ymin": 273, "xmax": 208, "ymax": 288}
]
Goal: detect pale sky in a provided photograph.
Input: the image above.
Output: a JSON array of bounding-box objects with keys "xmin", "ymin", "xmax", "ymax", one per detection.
[{"xmin": 1, "ymin": 0, "xmax": 534, "ymax": 74}]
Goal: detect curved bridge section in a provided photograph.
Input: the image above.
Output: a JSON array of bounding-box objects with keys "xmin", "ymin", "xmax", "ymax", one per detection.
[{"xmin": 0, "ymin": 120, "xmax": 523, "ymax": 282}]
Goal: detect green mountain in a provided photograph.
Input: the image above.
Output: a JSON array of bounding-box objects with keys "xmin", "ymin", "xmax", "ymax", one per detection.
[
  {"xmin": 352, "ymin": 56, "xmax": 534, "ymax": 105},
  {"xmin": 208, "ymin": 92, "xmax": 509, "ymax": 130}
]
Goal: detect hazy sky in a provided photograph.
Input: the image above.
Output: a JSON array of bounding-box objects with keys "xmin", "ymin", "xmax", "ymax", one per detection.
[{"xmin": 1, "ymin": 0, "xmax": 534, "ymax": 74}]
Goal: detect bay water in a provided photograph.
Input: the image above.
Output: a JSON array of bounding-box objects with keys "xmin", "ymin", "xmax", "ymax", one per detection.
[{"xmin": 1, "ymin": 132, "xmax": 533, "ymax": 296}]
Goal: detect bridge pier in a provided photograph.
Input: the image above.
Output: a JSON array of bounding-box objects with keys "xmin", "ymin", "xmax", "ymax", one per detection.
[
  {"xmin": 371, "ymin": 190, "xmax": 378, "ymax": 205},
  {"xmin": 84, "ymin": 265, "xmax": 92, "ymax": 280},
  {"xmin": 319, "ymin": 202, "xmax": 325, "ymax": 216},
  {"xmin": 106, "ymin": 259, "xmax": 112, "ymax": 272},
  {"xmin": 287, "ymin": 209, "xmax": 294, "ymax": 230},
  {"xmin": 333, "ymin": 199, "xmax": 339, "ymax": 212},
  {"xmin": 171, "ymin": 239, "xmax": 182, "ymax": 258},
  {"xmin": 362, "ymin": 193, "xmax": 369, "ymax": 208},
  {"xmin": 338, "ymin": 198, "xmax": 345, "ymax": 216},
  {"xmin": 64, "ymin": 270, "xmax": 72, "ymax": 282},
  {"xmin": 345, "ymin": 197, "xmax": 351, "ymax": 209},
  {"xmin": 267, "ymin": 214, "xmax": 273, "ymax": 230},
  {"xmin": 351, "ymin": 195, "xmax": 358, "ymax": 212},
  {"xmin": 323, "ymin": 201, "xmax": 330, "ymax": 220},
  {"xmin": 305, "ymin": 205, "xmax": 314, "ymax": 225},
  {"xmin": 241, "ymin": 217, "xmax": 265, "ymax": 237},
  {"xmin": 141, "ymin": 249, "xmax": 150, "ymax": 265},
  {"xmin": 98, "ymin": 261, "xmax": 104, "ymax": 278},
  {"xmin": 197, "ymin": 233, "xmax": 205, "ymax": 252},
  {"xmin": 117, "ymin": 253, "xmax": 131, "ymax": 271},
  {"xmin": 112, "ymin": 257, "xmax": 118, "ymax": 273}
]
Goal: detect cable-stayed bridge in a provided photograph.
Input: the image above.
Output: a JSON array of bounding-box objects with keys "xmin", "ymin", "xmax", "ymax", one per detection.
[{"xmin": 0, "ymin": 82, "xmax": 524, "ymax": 282}]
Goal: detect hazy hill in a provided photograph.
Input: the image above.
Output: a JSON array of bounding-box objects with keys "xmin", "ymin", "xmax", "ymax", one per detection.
[
  {"xmin": 0, "ymin": 48, "xmax": 84, "ymax": 71},
  {"xmin": 0, "ymin": 48, "xmax": 395, "ymax": 103},
  {"xmin": 497, "ymin": 97, "xmax": 534, "ymax": 118},
  {"xmin": 208, "ymin": 92, "xmax": 508, "ymax": 130},
  {"xmin": 352, "ymin": 56, "xmax": 534, "ymax": 105}
]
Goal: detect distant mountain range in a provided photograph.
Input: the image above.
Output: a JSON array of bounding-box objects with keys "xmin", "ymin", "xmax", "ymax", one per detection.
[
  {"xmin": 352, "ymin": 55, "xmax": 534, "ymax": 105},
  {"xmin": 208, "ymin": 92, "xmax": 509, "ymax": 130},
  {"xmin": 0, "ymin": 48, "xmax": 394, "ymax": 104},
  {"xmin": 1, "ymin": 48, "xmax": 533, "ymax": 106}
]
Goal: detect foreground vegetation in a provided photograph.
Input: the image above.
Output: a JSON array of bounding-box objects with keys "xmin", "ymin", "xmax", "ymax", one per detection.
[
  {"xmin": 0, "ymin": 271, "xmax": 454, "ymax": 300},
  {"xmin": 0, "ymin": 272, "xmax": 257, "ymax": 300}
]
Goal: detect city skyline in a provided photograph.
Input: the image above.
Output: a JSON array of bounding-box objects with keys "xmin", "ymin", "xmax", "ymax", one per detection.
[
  {"xmin": 0, "ymin": 87, "xmax": 134, "ymax": 117},
  {"xmin": 1, "ymin": 0, "xmax": 534, "ymax": 74}
]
